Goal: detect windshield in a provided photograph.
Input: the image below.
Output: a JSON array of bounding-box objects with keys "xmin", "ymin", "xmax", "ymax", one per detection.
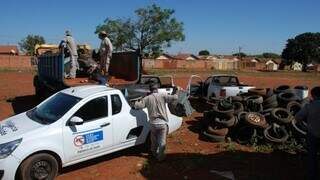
[{"xmin": 27, "ymin": 93, "xmax": 81, "ymax": 124}]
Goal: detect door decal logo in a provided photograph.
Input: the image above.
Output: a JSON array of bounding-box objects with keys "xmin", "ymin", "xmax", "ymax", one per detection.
[{"xmin": 73, "ymin": 130, "xmax": 103, "ymax": 147}]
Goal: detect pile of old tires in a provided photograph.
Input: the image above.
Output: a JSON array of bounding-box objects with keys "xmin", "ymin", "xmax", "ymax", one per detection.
[{"xmin": 201, "ymin": 85, "xmax": 309, "ymax": 146}]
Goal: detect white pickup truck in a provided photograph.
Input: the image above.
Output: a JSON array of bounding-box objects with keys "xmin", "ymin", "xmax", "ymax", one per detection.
[
  {"xmin": 187, "ymin": 74, "xmax": 255, "ymax": 99},
  {"xmin": 0, "ymin": 85, "xmax": 182, "ymax": 180}
]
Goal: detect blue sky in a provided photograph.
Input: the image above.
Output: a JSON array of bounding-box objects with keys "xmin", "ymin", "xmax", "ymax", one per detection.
[{"xmin": 0, "ymin": 0, "xmax": 319, "ymax": 55}]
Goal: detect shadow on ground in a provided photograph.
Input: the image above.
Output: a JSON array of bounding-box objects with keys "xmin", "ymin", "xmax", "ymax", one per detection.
[
  {"xmin": 7, "ymin": 95, "xmax": 40, "ymax": 114},
  {"xmin": 140, "ymin": 151, "xmax": 309, "ymax": 180}
]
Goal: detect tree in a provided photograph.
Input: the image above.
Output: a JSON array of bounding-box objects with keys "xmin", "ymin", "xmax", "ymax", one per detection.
[
  {"xmin": 232, "ymin": 52, "xmax": 247, "ymax": 58},
  {"xmin": 19, "ymin": 35, "xmax": 45, "ymax": 55},
  {"xmin": 198, "ymin": 50, "xmax": 210, "ymax": 56},
  {"xmin": 261, "ymin": 52, "xmax": 280, "ymax": 58},
  {"xmin": 282, "ymin": 32, "xmax": 320, "ymax": 69},
  {"xmin": 95, "ymin": 4, "xmax": 185, "ymax": 57}
]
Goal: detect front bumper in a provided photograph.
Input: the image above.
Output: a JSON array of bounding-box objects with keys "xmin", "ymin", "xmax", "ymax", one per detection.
[{"xmin": 0, "ymin": 155, "xmax": 20, "ymax": 180}]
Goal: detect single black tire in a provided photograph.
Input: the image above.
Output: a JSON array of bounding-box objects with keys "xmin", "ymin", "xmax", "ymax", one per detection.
[
  {"xmin": 246, "ymin": 100, "xmax": 263, "ymax": 112},
  {"xmin": 214, "ymin": 115, "xmax": 236, "ymax": 128},
  {"xmin": 237, "ymin": 111, "xmax": 247, "ymax": 122},
  {"xmin": 286, "ymin": 101, "xmax": 302, "ymax": 116},
  {"xmin": 274, "ymin": 85, "xmax": 291, "ymax": 94},
  {"xmin": 202, "ymin": 111, "xmax": 215, "ymax": 129},
  {"xmin": 207, "ymin": 125, "xmax": 229, "ymax": 136},
  {"xmin": 248, "ymin": 88, "xmax": 267, "ymax": 96},
  {"xmin": 264, "ymin": 123, "xmax": 289, "ymax": 143},
  {"xmin": 244, "ymin": 95, "xmax": 263, "ymax": 104},
  {"xmin": 212, "ymin": 106, "xmax": 234, "ymax": 117},
  {"xmin": 202, "ymin": 130, "xmax": 226, "ymax": 142},
  {"xmin": 263, "ymin": 94, "xmax": 277, "ymax": 105},
  {"xmin": 291, "ymin": 119, "xmax": 307, "ymax": 136},
  {"xmin": 265, "ymin": 88, "xmax": 274, "ymax": 98},
  {"xmin": 278, "ymin": 92, "xmax": 299, "ymax": 106},
  {"xmin": 230, "ymin": 96, "xmax": 243, "ymax": 102},
  {"xmin": 244, "ymin": 112, "xmax": 268, "ymax": 128},
  {"xmin": 271, "ymin": 108, "xmax": 294, "ymax": 124},
  {"xmin": 19, "ymin": 153, "xmax": 59, "ymax": 180},
  {"xmin": 236, "ymin": 126, "xmax": 257, "ymax": 145},
  {"xmin": 233, "ymin": 102, "xmax": 244, "ymax": 115},
  {"xmin": 263, "ymin": 100, "xmax": 278, "ymax": 109}
]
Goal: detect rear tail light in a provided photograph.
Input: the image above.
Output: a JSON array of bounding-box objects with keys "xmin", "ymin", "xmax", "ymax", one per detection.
[{"xmin": 220, "ymin": 89, "xmax": 226, "ymax": 97}]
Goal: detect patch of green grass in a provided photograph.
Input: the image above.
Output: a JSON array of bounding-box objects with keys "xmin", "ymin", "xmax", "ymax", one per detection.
[
  {"xmin": 254, "ymin": 144, "xmax": 273, "ymax": 153},
  {"xmin": 177, "ymin": 138, "xmax": 184, "ymax": 145},
  {"xmin": 224, "ymin": 142, "xmax": 237, "ymax": 152}
]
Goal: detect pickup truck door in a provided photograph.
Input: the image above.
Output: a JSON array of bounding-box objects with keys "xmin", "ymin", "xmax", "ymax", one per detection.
[
  {"xmin": 186, "ymin": 75, "xmax": 203, "ymax": 97},
  {"xmin": 110, "ymin": 93, "xmax": 149, "ymax": 147},
  {"xmin": 62, "ymin": 95, "xmax": 113, "ymax": 162}
]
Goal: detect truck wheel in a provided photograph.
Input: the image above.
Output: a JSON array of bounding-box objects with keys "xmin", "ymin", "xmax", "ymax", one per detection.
[{"xmin": 19, "ymin": 153, "xmax": 58, "ymax": 180}]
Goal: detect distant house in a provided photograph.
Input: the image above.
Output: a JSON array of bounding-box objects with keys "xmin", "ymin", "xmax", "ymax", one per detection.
[
  {"xmin": 291, "ymin": 62, "xmax": 303, "ymax": 71},
  {"xmin": 174, "ymin": 53, "xmax": 199, "ymax": 60},
  {"xmin": 156, "ymin": 53, "xmax": 175, "ymax": 60},
  {"xmin": 241, "ymin": 57, "xmax": 259, "ymax": 63},
  {"xmin": 0, "ymin": 45, "xmax": 19, "ymax": 55},
  {"xmin": 220, "ymin": 55, "xmax": 239, "ymax": 61},
  {"xmin": 198, "ymin": 55, "xmax": 218, "ymax": 60},
  {"xmin": 266, "ymin": 59, "xmax": 280, "ymax": 71}
]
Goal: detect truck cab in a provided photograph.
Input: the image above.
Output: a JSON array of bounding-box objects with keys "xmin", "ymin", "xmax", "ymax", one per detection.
[{"xmin": 187, "ymin": 74, "xmax": 255, "ymax": 99}]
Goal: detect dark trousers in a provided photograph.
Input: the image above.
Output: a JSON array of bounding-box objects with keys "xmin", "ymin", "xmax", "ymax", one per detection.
[{"xmin": 307, "ymin": 132, "xmax": 320, "ymax": 180}]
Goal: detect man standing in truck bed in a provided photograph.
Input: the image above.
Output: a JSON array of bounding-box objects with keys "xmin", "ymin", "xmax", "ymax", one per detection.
[
  {"xmin": 60, "ymin": 30, "xmax": 78, "ymax": 79},
  {"xmin": 98, "ymin": 31, "xmax": 113, "ymax": 76}
]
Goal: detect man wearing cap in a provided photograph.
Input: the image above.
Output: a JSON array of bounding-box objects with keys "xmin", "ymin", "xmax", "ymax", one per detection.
[
  {"xmin": 98, "ymin": 31, "xmax": 113, "ymax": 75},
  {"xmin": 60, "ymin": 30, "xmax": 78, "ymax": 79},
  {"xmin": 134, "ymin": 83, "xmax": 178, "ymax": 161}
]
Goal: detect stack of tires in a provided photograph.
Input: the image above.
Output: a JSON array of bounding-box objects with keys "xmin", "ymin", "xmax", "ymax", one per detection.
[{"xmin": 200, "ymin": 85, "xmax": 309, "ymax": 145}]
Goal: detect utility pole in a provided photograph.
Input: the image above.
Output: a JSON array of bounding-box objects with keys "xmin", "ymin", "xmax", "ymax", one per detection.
[{"xmin": 238, "ymin": 46, "xmax": 242, "ymax": 60}]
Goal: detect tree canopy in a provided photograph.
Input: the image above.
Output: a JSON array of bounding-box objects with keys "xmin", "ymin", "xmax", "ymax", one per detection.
[
  {"xmin": 19, "ymin": 35, "xmax": 45, "ymax": 55},
  {"xmin": 232, "ymin": 52, "xmax": 247, "ymax": 57},
  {"xmin": 198, "ymin": 50, "xmax": 210, "ymax": 56},
  {"xmin": 282, "ymin": 32, "xmax": 320, "ymax": 66},
  {"xmin": 261, "ymin": 52, "xmax": 280, "ymax": 58},
  {"xmin": 95, "ymin": 4, "xmax": 185, "ymax": 57}
]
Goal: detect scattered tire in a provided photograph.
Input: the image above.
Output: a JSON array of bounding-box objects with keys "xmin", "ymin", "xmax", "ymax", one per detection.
[
  {"xmin": 263, "ymin": 100, "xmax": 278, "ymax": 109},
  {"xmin": 233, "ymin": 102, "xmax": 244, "ymax": 115},
  {"xmin": 278, "ymin": 92, "xmax": 299, "ymax": 107},
  {"xmin": 202, "ymin": 111, "xmax": 215, "ymax": 129},
  {"xmin": 230, "ymin": 96, "xmax": 243, "ymax": 102},
  {"xmin": 274, "ymin": 85, "xmax": 291, "ymax": 94},
  {"xmin": 212, "ymin": 105, "xmax": 234, "ymax": 117},
  {"xmin": 264, "ymin": 123, "xmax": 289, "ymax": 143},
  {"xmin": 214, "ymin": 115, "xmax": 236, "ymax": 128},
  {"xmin": 202, "ymin": 130, "xmax": 225, "ymax": 142},
  {"xmin": 291, "ymin": 119, "xmax": 307, "ymax": 136},
  {"xmin": 263, "ymin": 94, "xmax": 277, "ymax": 105},
  {"xmin": 286, "ymin": 101, "xmax": 302, "ymax": 116},
  {"xmin": 248, "ymin": 88, "xmax": 267, "ymax": 96},
  {"xmin": 246, "ymin": 100, "xmax": 263, "ymax": 112},
  {"xmin": 207, "ymin": 125, "xmax": 229, "ymax": 136},
  {"xmin": 18, "ymin": 153, "xmax": 59, "ymax": 180},
  {"xmin": 271, "ymin": 108, "xmax": 293, "ymax": 124},
  {"xmin": 244, "ymin": 112, "xmax": 268, "ymax": 128},
  {"xmin": 245, "ymin": 95, "xmax": 263, "ymax": 104},
  {"xmin": 236, "ymin": 126, "xmax": 257, "ymax": 145}
]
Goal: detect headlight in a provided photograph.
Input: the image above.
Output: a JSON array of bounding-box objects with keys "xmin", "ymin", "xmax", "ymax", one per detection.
[{"xmin": 0, "ymin": 138, "xmax": 22, "ymax": 159}]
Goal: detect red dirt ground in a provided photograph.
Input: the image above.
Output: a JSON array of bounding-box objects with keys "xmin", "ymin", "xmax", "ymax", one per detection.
[{"xmin": 0, "ymin": 71, "xmax": 318, "ymax": 180}]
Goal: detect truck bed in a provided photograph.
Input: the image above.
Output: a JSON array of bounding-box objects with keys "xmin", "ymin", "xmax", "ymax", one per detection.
[{"xmin": 64, "ymin": 76, "xmax": 135, "ymax": 87}]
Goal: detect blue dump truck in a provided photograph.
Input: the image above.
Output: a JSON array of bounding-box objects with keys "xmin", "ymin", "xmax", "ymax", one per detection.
[
  {"xmin": 33, "ymin": 49, "xmax": 178, "ymax": 101},
  {"xmin": 33, "ymin": 50, "xmax": 142, "ymax": 98}
]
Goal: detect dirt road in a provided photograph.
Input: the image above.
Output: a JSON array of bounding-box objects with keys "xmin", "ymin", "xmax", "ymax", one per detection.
[{"xmin": 0, "ymin": 71, "xmax": 318, "ymax": 179}]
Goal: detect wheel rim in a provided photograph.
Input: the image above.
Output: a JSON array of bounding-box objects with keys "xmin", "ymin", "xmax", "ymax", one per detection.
[{"xmin": 30, "ymin": 160, "xmax": 52, "ymax": 179}]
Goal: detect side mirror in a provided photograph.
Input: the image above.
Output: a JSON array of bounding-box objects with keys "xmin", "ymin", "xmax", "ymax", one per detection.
[{"xmin": 68, "ymin": 116, "xmax": 84, "ymax": 126}]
